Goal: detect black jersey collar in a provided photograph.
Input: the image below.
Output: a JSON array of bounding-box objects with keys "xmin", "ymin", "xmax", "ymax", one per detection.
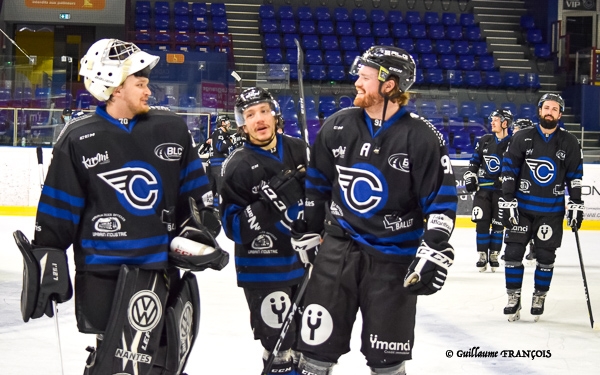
[
  {"xmin": 245, "ymin": 133, "xmax": 284, "ymax": 161},
  {"xmin": 96, "ymin": 105, "xmax": 140, "ymax": 133},
  {"xmin": 363, "ymin": 106, "xmax": 407, "ymax": 138}
]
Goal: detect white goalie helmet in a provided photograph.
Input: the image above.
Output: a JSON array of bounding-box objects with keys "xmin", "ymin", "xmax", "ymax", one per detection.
[{"xmin": 79, "ymin": 39, "xmax": 160, "ymax": 101}]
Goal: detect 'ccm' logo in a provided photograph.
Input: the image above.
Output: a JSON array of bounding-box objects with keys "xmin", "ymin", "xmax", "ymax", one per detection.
[
  {"xmin": 336, "ymin": 164, "xmax": 387, "ymax": 217},
  {"xmin": 98, "ymin": 161, "xmax": 162, "ymax": 215}
]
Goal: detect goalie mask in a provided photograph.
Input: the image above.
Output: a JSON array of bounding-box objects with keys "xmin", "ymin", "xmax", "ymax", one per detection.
[
  {"xmin": 349, "ymin": 45, "xmax": 416, "ymax": 93},
  {"xmin": 79, "ymin": 39, "xmax": 159, "ymax": 101},
  {"xmin": 234, "ymin": 87, "xmax": 282, "ymax": 128}
]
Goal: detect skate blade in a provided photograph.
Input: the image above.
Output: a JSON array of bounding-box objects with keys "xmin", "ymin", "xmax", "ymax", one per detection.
[
  {"xmin": 478, "ymin": 265, "xmax": 487, "ymax": 273},
  {"xmin": 533, "ymin": 315, "xmax": 540, "ymax": 322},
  {"xmin": 490, "ymin": 266, "xmax": 498, "ymax": 273},
  {"xmin": 507, "ymin": 311, "xmax": 521, "ymax": 322}
]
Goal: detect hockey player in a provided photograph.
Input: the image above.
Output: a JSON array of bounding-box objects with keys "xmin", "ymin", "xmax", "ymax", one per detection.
[
  {"xmin": 464, "ymin": 109, "xmax": 512, "ymax": 272},
  {"xmin": 17, "ymin": 39, "xmax": 226, "ymax": 374},
  {"xmin": 500, "ymin": 93, "xmax": 584, "ymax": 322},
  {"xmin": 208, "ymin": 114, "xmax": 235, "ymax": 206},
  {"xmin": 219, "ymin": 87, "xmax": 307, "ymax": 374},
  {"xmin": 295, "ymin": 46, "xmax": 457, "ymax": 374}
]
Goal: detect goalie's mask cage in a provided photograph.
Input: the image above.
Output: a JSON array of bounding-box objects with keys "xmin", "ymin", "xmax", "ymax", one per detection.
[
  {"xmin": 234, "ymin": 87, "xmax": 283, "ymax": 128},
  {"xmin": 79, "ymin": 39, "xmax": 159, "ymax": 101}
]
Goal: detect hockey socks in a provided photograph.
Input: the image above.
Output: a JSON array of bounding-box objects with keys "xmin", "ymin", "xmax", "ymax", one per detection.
[
  {"xmin": 504, "ymin": 262, "xmax": 524, "ymax": 290},
  {"xmin": 534, "ymin": 263, "xmax": 554, "ymax": 293}
]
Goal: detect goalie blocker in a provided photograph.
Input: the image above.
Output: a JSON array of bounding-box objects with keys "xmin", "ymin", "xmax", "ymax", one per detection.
[{"xmin": 13, "ymin": 230, "xmax": 73, "ymax": 322}]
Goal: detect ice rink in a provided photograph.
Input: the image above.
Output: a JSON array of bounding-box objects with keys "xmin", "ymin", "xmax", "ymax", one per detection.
[{"xmin": 1, "ymin": 215, "xmax": 599, "ymax": 375}]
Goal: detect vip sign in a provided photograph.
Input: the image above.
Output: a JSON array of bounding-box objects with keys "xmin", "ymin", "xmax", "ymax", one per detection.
[{"xmin": 563, "ymin": 0, "xmax": 597, "ymax": 10}]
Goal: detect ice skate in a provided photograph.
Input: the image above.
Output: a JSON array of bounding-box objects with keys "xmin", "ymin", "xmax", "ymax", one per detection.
[
  {"xmin": 504, "ymin": 289, "xmax": 521, "ymax": 322},
  {"xmin": 531, "ymin": 290, "xmax": 547, "ymax": 322},
  {"xmin": 476, "ymin": 251, "xmax": 488, "ymax": 272},
  {"xmin": 489, "ymin": 251, "xmax": 500, "ymax": 272}
]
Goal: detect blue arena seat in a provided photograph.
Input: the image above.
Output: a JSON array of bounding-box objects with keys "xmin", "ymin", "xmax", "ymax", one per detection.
[
  {"xmin": 318, "ymin": 21, "xmax": 335, "ymax": 35},
  {"xmin": 527, "ymin": 29, "xmax": 543, "ymax": 44},
  {"xmin": 439, "ymin": 100, "xmax": 459, "ymax": 116},
  {"xmin": 429, "ymin": 24, "xmax": 445, "ymax": 39},
  {"xmin": 352, "ymin": 9, "xmax": 368, "ymax": 22},
  {"xmin": 210, "ymin": 3, "xmax": 226, "ymax": 17},
  {"xmin": 283, "ymin": 34, "xmax": 300, "ymax": 49},
  {"xmin": 279, "ymin": 5, "xmax": 294, "ymax": 20},
  {"xmin": 405, "ymin": 11, "xmax": 421, "ymax": 24},
  {"xmin": 324, "ymin": 50, "xmax": 342, "ymax": 65},
  {"xmin": 302, "ymin": 34, "xmax": 320, "ymax": 49},
  {"xmin": 192, "ymin": 3, "xmax": 207, "ymax": 16},
  {"xmin": 392, "ymin": 23, "xmax": 409, "ymax": 38},
  {"xmin": 478, "ymin": 55, "xmax": 495, "ymax": 71},
  {"xmin": 421, "ymin": 53, "xmax": 438, "ymax": 69},
  {"xmin": 454, "ymin": 40, "xmax": 471, "ymax": 55},
  {"xmin": 418, "ymin": 99, "xmax": 438, "ymax": 116},
  {"xmin": 500, "ymin": 102, "xmax": 518, "ymax": 115},
  {"xmin": 212, "ymin": 16, "xmax": 228, "ymax": 32},
  {"xmin": 135, "ymin": 1, "xmax": 150, "ymax": 15},
  {"xmin": 373, "ymin": 23, "xmax": 390, "ymax": 38},
  {"xmin": 135, "ymin": 15, "xmax": 151, "ymax": 30},
  {"xmin": 447, "ymin": 70, "xmax": 463, "ymax": 86},
  {"xmin": 327, "ymin": 65, "xmax": 346, "ymax": 81},
  {"xmin": 297, "ymin": 6, "xmax": 313, "ymax": 21},
  {"xmin": 534, "ymin": 44, "xmax": 551, "ymax": 59},
  {"xmin": 460, "ymin": 14, "xmax": 476, "ymax": 27},
  {"xmin": 174, "ymin": 2, "xmax": 189, "ymax": 15},
  {"xmin": 519, "ymin": 103, "xmax": 537, "ymax": 118},
  {"xmin": 285, "ymin": 48, "xmax": 298, "ymax": 64},
  {"xmin": 480, "ymin": 101, "xmax": 496, "ymax": 118},
  {"xmin": 334, "ymin": 7, "xmax": 350, "ymax": 22},
  {"xmin": 358, "ymin": 37, "xmax": 376, "ymax": 52},
  {"xmin": 460, "ymin": 101, "xmax": 478, "ymax": 117},
  {"xmin": 465, "ymin": 26, "xmax": 482, "ymax": 41},
  {"xmin": 520, "ymin": 15, "xmax": 535, "ymax": 29},
  {"xmin": 441, "ymin": 12, "xmax": 457, "ymax": 26},
  {"xmin": 410, "ymin": 24, "xmax": 427, "ymax": 39},
  {"xmin": 424, "ymin": 12, "xmax": 440, "ymax": 25},
  {"xmin": 174, "ymin": 15, "xmax": 191, "ymax": 32},
  {"xmin": 371, "ymin": 9, "xmax": 387, "ymax": 23},
  {"xmin": 319, "ymin": 96, "xmax": 337, "ymax": 117},
  {"xmin": 280, "ymin": 19, "xmax": 297, "ymax": 34},
  {"xmin": 424, "ymin": 69, "xmax": 444, "ymax": 86},
  {"xmin": 377, "ymin": 37, "xmax": 394, "ymax": 46},
  {"xmin": 435, "ymin": 39, "xmax": 453, "ymax": 54},
  {"xmin": 396, "ymin": 38, "xmax": 414, "ymax": 53},
  {"xmin": 154, "ymin": 1, "xmax": 170, "ymax": 15},
  {"xmin": 339, "ymin": 95, "xmax": 354, "ymax": 109},
  {"xmin": 193, "ymin": 17, "xmax": 209, "ymax": 32},
  {"xmin": 340, "ymin": 36, "xmax": 358, "ymax": 50},
  {"xmin": 416, "ymin": 39, "xmax": 434, "ymax": 54},
  {"xmin": 446, "ymin": 25, "xmax": 463, "ymax": 40},
  {"xmin": 336, "ymin": 21, "xmax": 353, "ymax": 36},
  {"xmin": 315, "ymin": 7, "xmax": 332, "ymax": 21},
  {"xmin": 523, "ymin": 72, "xmax": 541, "ymax": 90},
  {"xmin": 343, "ymin": 50, "xmax": 361, "ymax": 66},
  {"xmin": 414, "ymin": 69, "xmax": 424, "ymax": 86},
  {"xmin": 355, "ymin": 22, "xmax": 372, "ymax": 37},
  {"xmin": 306, "ymin": 49, "xmax": 323, "ymax": 65},
  {"xmin": 259, "ymin": 4, "xmax": 275, "ymax": 19},
  {"xmin": 260, "ymin": 18, "xmax": 278, "ymax": 33},
  {"xmin": 154, "ymin": 14, "xmax": 170, "ymax": 30},
  {"xmin": 194, "ymin": 32, "xmax": 210, "ymax": 45},
  {"xmin": 439, "ymin": 54, "xmax": 457, "ymax": 70},
  {"xmin": 321, "ymin": 35, "xmax": 339, "ymax": 50},
  {"xmin": 503, "ymin": 72, "xmax": 521, "ymax": 89},
  {"xmin": 264, "ymin": 33, "xmax": 282, "ymax": 48},
  {"xmin": 265, "ymin": 48, "xmax": 284, "ymax": 63},
  {"xmin": 458, "ymin": 55, "xmax": 476, "ymax": 70},
  {"xmin": 484, "ymin": 71, "xmax": 502, "ymax": 88},
  {"xmin": 464, "ymin": 71, "xmax": 483, "ymax": 87},
  {"xmin": 472, "ymin": 41, "xmax": 488, "ymax": 55}
]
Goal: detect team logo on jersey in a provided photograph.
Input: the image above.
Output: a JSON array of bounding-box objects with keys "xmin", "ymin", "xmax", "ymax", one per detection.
[
  {"xmin": 261, "ymin": 291, "xmax": 290, "ymax": 329},
  {"xmin": 556, "ymin": 150, "xmax": 566, "ymax": 160},
  {"xmin": 383, "ymin": 215, "xmax": 414, "ymax": 231},
  {"xmin": 332, "ymin": 146, "xmax": 346, "ymax": 158},
  {"xmin": 98, "ymin": 161, "xmax": 163, "ymax": 215},
  {"xmin": 92, "ymin": 213, "xmax": 127, "ymax": 237},
  {"xmin": 483, "ymin": 155, "xmax": 501, "ymax": 174},
  {"xmin": 369, "ymin": 334, "xmax": 411, "ymax": 355},
  {"xmin": 252, "ymin": 233, "xmax": 274, "ymax": 250},
  {"xmin": 301, "ymin": 304, "xmax": 333, "ymax": 346},
  {"xmin": 330, "ymin": 201, "xmax": 344, "ymax": 216},
  {"xmin": 519, "ymin": 179, "xmax": 531, "ymax": 193},
  {"xmin": 537, "ymin": 224, "xmax": 553, "ymax": 241},
  {"xmin": 337, "ymin": 164, "xmax": 388, "ymax": 217},
  {"xmin": 526, "ymin": 157, "xmax": 557, "ymax": 186},
  {"xmin": 82, "ymin": 151, "xmax": 110, "ymax": 169},
  {"xmin": 154, "ymin": 143, "xmax": 183, "ymax": 161},
  {"xmin": 128, "ymin": 290, "xmax": 162, "ymax": 332},
  {"xmin": 388, "ymin": 153, "xmax": 410, "ymax": 172},
  {"xmin": 472, "ymin": 206, "xmax": 483, "ymax": 221}
]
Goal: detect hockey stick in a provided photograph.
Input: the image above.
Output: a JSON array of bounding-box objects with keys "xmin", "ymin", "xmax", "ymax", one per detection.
[
  {"xmin": 36, "ymin": 146, "xmax": 45, "ymax": 190},
  {"xmin": 261, "ymin": 39, "xmax": 314, "ymax": 375},
  {"xmin": 573, "ymin": 227, "xmax": 598, "ymax": 329}
]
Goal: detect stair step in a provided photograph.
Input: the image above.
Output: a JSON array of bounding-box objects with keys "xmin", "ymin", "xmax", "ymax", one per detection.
[
  {"xmin": 479, "ymin": 21, "xmax": 521, "ymax": 31},
  {"xmin": 486, "ymin": 37, "xmax": 519, "ymax": 44}
]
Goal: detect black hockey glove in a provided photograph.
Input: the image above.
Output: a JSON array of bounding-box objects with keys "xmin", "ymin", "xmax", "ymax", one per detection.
[
  {"xmin": 498, "ymin": 198, "xmax": 519, "ymax": 228},
  {"xmin": 566, "ymin": 199, "xmax": 585, "ymax": 231},
  {"xmin": 404, "ymin": 241, "xmax": 454, "ymax": 296},
  {"xmin": 463, "ymin": 171, "xmax": 478, "ymax": 193},
  {"xmin": 13, "ymin": 230, "xmax": 73, "ymax": 322},
  {"xmin": 290, "ymin": 220, "xmax": 320, "ymax": 265},
  {"xmin": 259, "ymin": 166, "xmax": 305, "ymax": 213}
]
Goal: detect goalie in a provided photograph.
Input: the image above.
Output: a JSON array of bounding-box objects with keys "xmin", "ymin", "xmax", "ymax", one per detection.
[{"xmin": 15, "ymin": 39, "xmax": 227, "ymax": 375}]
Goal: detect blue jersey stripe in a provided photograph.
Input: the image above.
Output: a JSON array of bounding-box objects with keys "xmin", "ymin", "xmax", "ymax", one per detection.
[
  {"xmin": 222, "ymin": 204, "xmax": 243, "ymax": 244},
  {"xmin": 81, "ymin": 235, "xmax": 169, "ymax": 250},
  {"xmin": 85, "ymin": 252, "xmax": 167, "ymax": 265},
  {"xmin": 235, "ymin": 255, "xmax": 298, "ymax": 267},
  {"xmin": 180, "ymin": 175, "xmax": 209, "ymax": 194},
  {"xmin": 306, "ymin": 181, "xmax": 332, "ymax": 194},
  {"xmin": 180, "ymin": 159, "xmax": 204, "ymax": 180},
  {"xmin": 38, "ymin": 202, "xmax": 80, "ymax": 224},
  {"xmin": 43, "ymin": 186, "xmax": 85, "ymax": 207},
  {"xmin": 236, "ymin": 267, "xmax": 305, "ymax": 283},
  {"xmin": 519, "ymin": 202, "xmax": 564, "ymax": 213},
  {"xmin": 515, "ymin": 192, "xmax": 564, "ymax": 204}
]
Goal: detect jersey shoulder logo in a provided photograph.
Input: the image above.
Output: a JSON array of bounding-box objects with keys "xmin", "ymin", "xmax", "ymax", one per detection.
[
  {"xmin": 483, "ymin": 155, "xmax": 501, "ymax": 174},
  {"xmin": 154, "ymin": 143, "xmax": 183, "ymax": 161},
  {"xmin": 388, "ymin": 153, "xmax": 410, "ymax": 172},
  {"xmin": 98, "ymin": 161, "xmax": 163, "ymax": 215},
  {"xmin": 525, "ymin": 157, "xmax": 556, "ymax": 186},
  {"xmin": 336, "ymin": 164, "xmax": 387, "ymax": 217}
]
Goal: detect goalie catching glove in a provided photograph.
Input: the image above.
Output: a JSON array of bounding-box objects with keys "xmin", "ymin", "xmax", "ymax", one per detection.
[
  {"xmin": 566, "ymin": 199, "xmax": 585, "ymax": 231},
  {"xmin": 404, "ymin": 241, "xmax": 454, "ymax": 296},
  {"xmin": 259, "ymin": 166, "xmax": 305, "ymax": 214},
  {"xmin": 13, "ymin": 230, "xmax": 72, "ymax": 322}
]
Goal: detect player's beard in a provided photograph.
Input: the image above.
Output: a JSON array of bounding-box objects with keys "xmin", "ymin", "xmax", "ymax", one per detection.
[
  {"xmin": 354, "ymin": 91, "xmax": 382, "ymax": 109},
  {"xmin": 539, "ymin": 114, "xmax": 558, "ymax": 130}
]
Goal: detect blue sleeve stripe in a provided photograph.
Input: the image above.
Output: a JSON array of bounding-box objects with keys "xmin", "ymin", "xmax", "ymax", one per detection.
[
  {"xmin": 422, "ymin": 201, "xmax": 457, "ymax": 215},
  {"xmin": 504, "ymin": 158, "xmax": 513, "ymax": 166},
  {"xmin": 306, "ymin": 181, "xmax": 332, "ymax": 194},
  {"xmin": 516, "ymin": 192, "xmax": 564, "ymax": 204},
  {"xmin": 180, "ymin": 159, "xmax": 204, "ymax": 180},
  {"xmin": 43, "ymin": 186, "xmax": 85, "ymax": 207},
  {"xmin": 237, "ymin": 267, "xmax": 305, "ymax": 283},
  {"xmin": 566, "ymin": 172, "xmax": 583, "ymax": 179},
  {"xmin": 38, "ymin": 202, "xmax": 80, "ymax": 224},
  {"xmin": 85, "ymin": 252, "xmax": 167, "ymax": 265},
  {"xmin": 235, "ymin": 255, "xmax": 298, "ymax": 267},
  {"xmin": 81, "ymin": 235, "xmax": 169, "ymax": 251},
  {"xmin": 437, "ymin": 185, "xmax": 457, "ymax": 196},
  {"xmin": 180, "ymin": 175, "xmax": 209, "ymax": 194},
  {"xmin": 519, "ymin": 202, "xmax": 564, "ymax": 213},
  {"xmin": 222, "ymin": 204, "xmax": 243, "ymax": 244},
  {"xmin": 307, "ymin": 167, "xmax": 328, "ymax": 181}
]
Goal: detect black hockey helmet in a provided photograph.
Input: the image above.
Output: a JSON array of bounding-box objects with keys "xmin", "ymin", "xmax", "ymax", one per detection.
[
  {"xmin": 489, "ymin": 109, "xmax": 513, "ymax": 128},
  {"xmin": 349, "ymin": 45, "xmax": 416, "ymax": 92},
  {"xmin": 513, "ymin": 118, "xmax": 535, "ymax": 130},
  {"xmin": 62, "ymin": 108, "xmax": 72, "ymax": 116},
  {"xmin": 234, "ymin": 87, "xmax": 282, "ymax": 127},
  {"xmin": 217, "ymin": 114, "xmax": 230, "ymax": 123},
  {"xmin": 538, "ymin": 93, "xmax": 564, "ymax": 113}
]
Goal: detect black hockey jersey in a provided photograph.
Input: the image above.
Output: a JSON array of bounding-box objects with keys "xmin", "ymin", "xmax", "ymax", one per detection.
[
  {"xmin": 501, "ymin": 126, "xmax": 583, "ymax": 215},
  {"xmin": 34, "ymin": 106, "xmax": 211, "ymax": 272},
  {"xmin": 209, "ymin": 127, "xmax": 234, "ymax": 166},
  {"xmin": 306, "ymin": 107, "xmax": 458, "ymax": 263},
  {"xmin": 468, "ymin": 133, "xmax": 511, "ymax": 190},
  {"xmin": 220, "ymin": 133, "xmax": 307, "ymax": 288}
]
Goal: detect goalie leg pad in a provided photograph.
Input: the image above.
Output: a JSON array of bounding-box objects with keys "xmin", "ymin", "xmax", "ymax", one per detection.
[
  {"xmin": 13, "ymin": 230, "xmax": 72, "ymax": 322},
  {"xmin": 85, "ymin": 265, "xmax": 169, "ymax": 375},
  {"xmin": 154, "ymin": 271, "xmax": 201, "ymax": 375}
]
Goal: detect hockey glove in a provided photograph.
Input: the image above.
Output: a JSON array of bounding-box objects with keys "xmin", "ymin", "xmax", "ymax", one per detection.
[
  {"xmin": 566, "ymin": 199, "xmax": 585, "ymax": 231},
  {"xmin": 259, "ymin": 166, "xmax": 305, "ymax": 213},
  {"xmin": 404, "ymin": 241, "xmax": 454, "ymax": 296},
  {"xmin": 290, "ymin": 220, "xmax": 320, "ymax": 265},
  {"xmin": 463, "ymin": 171, "xmax": 478, "ymax": 192},
  {"xmin": 498, "ymin": 198, "xmax": 519, "ymax": 228}
]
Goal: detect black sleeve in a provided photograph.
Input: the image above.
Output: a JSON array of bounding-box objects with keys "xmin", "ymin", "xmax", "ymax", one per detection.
[
  {"xmin": 564, "ymin": 133, "xmax": 583, "ymax": 202},
  {"xmin": 305, "ymin": 125, "xmax": 335, "ymax": 234},
  {"xmin": 501, "ymin": 132, "xmax": 525, "ymax": 200}
]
